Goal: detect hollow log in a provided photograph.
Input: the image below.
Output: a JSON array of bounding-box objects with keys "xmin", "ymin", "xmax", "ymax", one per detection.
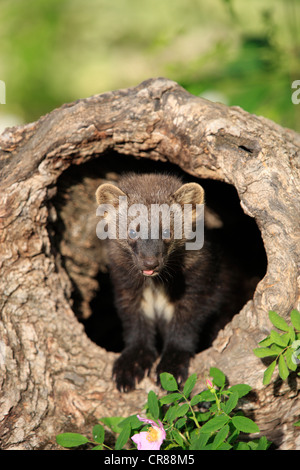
[{"xmin": 0, "ymin": 77, "xmax": 299, "ymax": 450}]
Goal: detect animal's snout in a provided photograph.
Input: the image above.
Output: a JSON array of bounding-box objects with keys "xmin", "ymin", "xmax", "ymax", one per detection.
[{"xmin": 143, "ymin": 257, "xmax": 159, "ymax": 270}]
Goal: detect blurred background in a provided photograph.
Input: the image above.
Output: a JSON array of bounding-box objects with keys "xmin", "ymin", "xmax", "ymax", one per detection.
[{"xmin": 0, "ymin": 0, "xmax": 299, "ymax": 133}]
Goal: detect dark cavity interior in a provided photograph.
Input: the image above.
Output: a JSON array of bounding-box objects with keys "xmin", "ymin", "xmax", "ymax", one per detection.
[{"xmin": 49, "ymin": 153, "xmax": 267, "ymax": 353}]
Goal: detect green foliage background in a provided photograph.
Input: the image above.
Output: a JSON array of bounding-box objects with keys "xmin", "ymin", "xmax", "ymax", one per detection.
[{"xmin": 1, "ymin": 0, "xmax": 299, "ymax": 131}]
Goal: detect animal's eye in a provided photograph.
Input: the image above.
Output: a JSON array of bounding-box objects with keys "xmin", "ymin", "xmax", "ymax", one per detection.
[
  {"xmin": 162, "ymin": 228, "xmax": 171, "ymax": 239},
  {"xmin": 128, "ymin": 228, "xmax": 138, "ymax": 239}
]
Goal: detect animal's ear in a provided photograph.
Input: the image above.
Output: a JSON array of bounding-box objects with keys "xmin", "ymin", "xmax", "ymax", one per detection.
[
  {"xmin": 172, "ymin": 182, "xmax": 205, "ymax": 206},
  {"xmin": 95, "ymin": 183, "xmax": 126, "ymax": 207}
]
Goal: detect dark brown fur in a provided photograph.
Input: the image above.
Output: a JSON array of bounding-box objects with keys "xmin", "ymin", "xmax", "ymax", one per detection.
[{"xmin": 96, "ymin": 173, "xmax": 244, "ymax": 391}]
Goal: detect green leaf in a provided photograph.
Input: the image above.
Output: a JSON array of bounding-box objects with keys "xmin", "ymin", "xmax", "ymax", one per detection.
[
  {"xmin": 263, "ymin": 360, "xmax": 277, "ymax": 385},
  {"xmin": 119, "ymin": 415, "xmax": 142, "ymax": 430},
  {"xmin": 227, "ymin": 384, "xmax": 252, "ymax": 398},
  {"xmin": 175, "ymin": 417, "xmax": 187, "ymax": 429},
  {"xmin": 288, "ymin": 326, "xmax": 296, "ymax": 343},
  {"xmin": 234, "ymin": 441, "xmax": 250, "ymax": 450},
  {"xmin": 92, "ymin": 424, "xmax": 105, "ymax": 444},
  {"xmin": 231, "ymin": 416, "xmax": 260, "ymax": 434},
  {"xmin": 174, "ymin": 403, "xmax": 189, "ymax": 418},
  {"xmin": 253, "ymin": 347, "xmax": 278, "ymax": 358},
  {"xmin": 200, "ymin": 414, "xmax": 229, "ymax": 433},
  {"xmin": 195, "ymin": 410, "xmax": 212, "ymax": 423},
  {"xmin": 256, "ymin": 435, "xmax": 271, "ymax": 450},
  {"xmin": 183, "ymin": 373, "xmax": 197, "ymax": 398},
  {"xmin": 148, "ymin": 390, "xmax": 159, "ymax": 419},
  {"xmin": 269, "ymin": 310, "xmax": 290, "ymax": 332},
  {"xmin": 217, "ymin": 441, "xmax": 232, "ymax": 450},
  {"xmin": 190, "ymin": 394, "xmax": 203, "ymax": 406},
  {"xmin": 189, "ymin": 430, "xmax": 210, "ymax": 450},
  {"xmin": 258, "ymin": 335, "xmax": 273, "ymax": 347},
  {"xmin": 211, "ymin": 424, "xmax": 230, "ymax": 449},
  {"xmin": 270, "ymin": 343, "xmax": 284, "ymax": 354},
  {"xmin": 100, "ymin": 416, "xmax": 124, "ymax": 434},
  {"xmin": 291, "ymin": 309, "xmax": 300, "ymax": 331},
  {"xmin": 285, "ymin": 348, "xmax": 297, "ymax": 371},
  {"xmin": 270, "ymin": 330, "xmax": 288, "ymax": 347},
  {"xmin": 164, "ymin": 442, "xmax": 180, "ymax": 450},
  {"xmin": 170, "ymin": 428, "xmax": 184, "ymax": 447},
  {"xmin": 293, "ymin": 420, "xmax": 300, "ymax": 427},
  {"xmin": 56, "ymin": 432, "xmax": 89, "ymax": 448},
  {"xmin": 223, "ymin": 391, "xmax": 239, "ymax": 414},
  {"xmin": 195, "ymin": 390, "xmax": 217, "ymax": 402},
  {"xmin": 159, "ymin": 392, "xmax": 182, "ymax": 405},
  {"xmin": 209, "ymin": 367, "xmax": 226, "ymax": 388},
  {"xmin": 165, "ymin": 404, "xmax": 180, "ymax": 423},
  {"xmin": 115, "ymin": 424, "xmax": 131, "ymax": 450},
  {"xmin": 227, "ymin": 427, "xmax": 240, "ymax": 445},
  {"xmin": 247, "ymin": 440, "xmax": 259, "ymax": 450},
  {"xmin": 160, "ymin": 372, "xmax": 178, "ymax": 391},
  {"xmin": 278, "ymin": 354, "xmax": 289, "ymax": 380}
]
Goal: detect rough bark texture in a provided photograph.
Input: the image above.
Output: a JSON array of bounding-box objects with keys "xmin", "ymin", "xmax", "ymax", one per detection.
[{"xmin": 0, "ymin": 77, "xmax": 299, "ymax": 449}]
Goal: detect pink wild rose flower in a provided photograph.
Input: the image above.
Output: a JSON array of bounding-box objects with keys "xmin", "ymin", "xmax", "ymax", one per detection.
[{"xmin": 131, "ymin": 415, "xmax": 166, "ymax": 450}]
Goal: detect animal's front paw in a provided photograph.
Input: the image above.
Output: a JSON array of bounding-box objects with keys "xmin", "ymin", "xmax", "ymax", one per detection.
[
  {"xmin": 156, "ymin": 349, "xmax": 192, "ymax": 387},
  {"xmin": 113, "ymin": 347, "xmax": 157, "ymax": 392}
]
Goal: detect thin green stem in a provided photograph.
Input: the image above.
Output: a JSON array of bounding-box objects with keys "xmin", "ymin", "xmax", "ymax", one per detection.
[{"xmin": 178, "ymin": 391, "xmax": 201, "ymax": 429}]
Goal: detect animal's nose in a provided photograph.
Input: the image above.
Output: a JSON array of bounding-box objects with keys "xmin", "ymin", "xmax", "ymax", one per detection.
[{"xmin": 143, "ymin": 257, "xmax": 159, "ymax": 270}]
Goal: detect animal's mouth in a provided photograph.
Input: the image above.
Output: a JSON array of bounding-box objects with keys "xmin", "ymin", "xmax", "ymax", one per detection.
[{"xmin": 142, "ymin": 269, "xmax": 159, "ymax": 277}]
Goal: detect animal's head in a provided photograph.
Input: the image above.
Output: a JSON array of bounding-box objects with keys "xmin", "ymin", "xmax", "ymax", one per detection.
[{"xmin": 95, "ymin": 174, "xmax": 204, "ymax": 277}]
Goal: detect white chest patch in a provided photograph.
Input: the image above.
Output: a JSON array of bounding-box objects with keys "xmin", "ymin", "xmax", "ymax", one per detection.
[{"xmin": 141, "ymin": 285, "xmax": 174, "ymax": 322}]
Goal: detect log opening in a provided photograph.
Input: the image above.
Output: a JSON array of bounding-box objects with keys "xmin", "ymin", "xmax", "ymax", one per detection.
[{"xmin": 49, "ymin": 152, "xmax": 267, "ymax": 354}]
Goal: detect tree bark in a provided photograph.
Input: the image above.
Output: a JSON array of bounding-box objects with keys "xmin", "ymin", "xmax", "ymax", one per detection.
[{"xmin": 0, "ymin": 77, "xmax": 299, "ymax": 449}]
